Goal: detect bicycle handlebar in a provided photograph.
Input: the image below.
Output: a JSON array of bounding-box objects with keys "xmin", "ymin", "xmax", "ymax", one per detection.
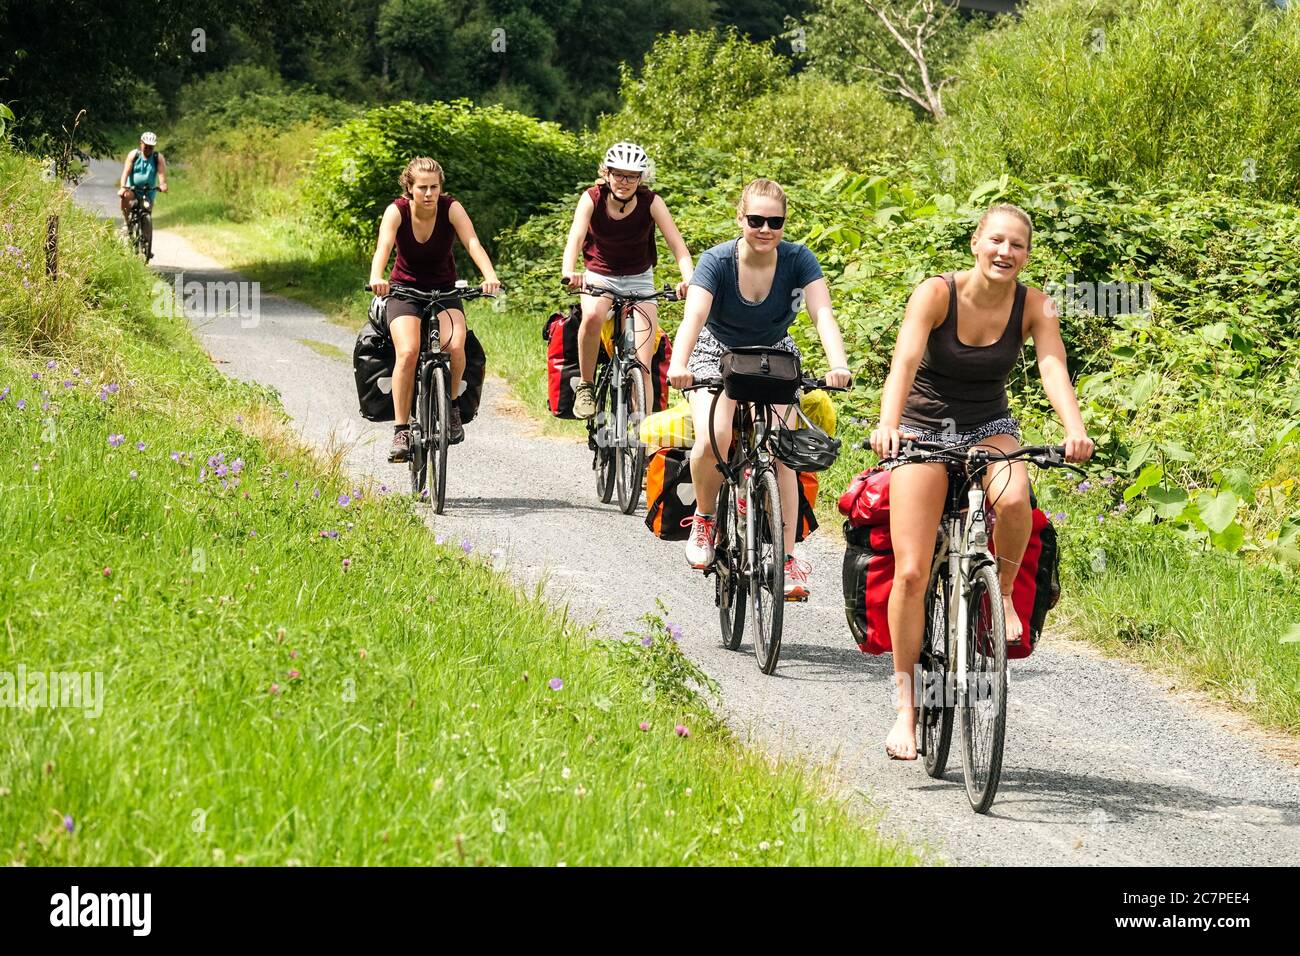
[
  {"xmin": 561, "ymin": 278, "xmax": 679, "ymax": 303},
  {"xmin": 890, "ymin": 440, "xmax": 1087, "ymax": 475},
  {"xmin": 682, "ymin": 376, "xmax": 848, "ymax": 395},
  {"xmin": 364, "ymin": 283, "xmax": 499, "ymax": 302}
]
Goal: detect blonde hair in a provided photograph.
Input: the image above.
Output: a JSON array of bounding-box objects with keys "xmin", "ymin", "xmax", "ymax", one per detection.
[
  {"xmin": 737, "ymin": 178, "xmax": 788, "ymax": 217},
  {"xmin": 976, "ymin": 203, "xmax": 1033, "ymax": 250},
  {"xmin": 399, "ymin": 157, "xmax": 444, "ymax": 197}
]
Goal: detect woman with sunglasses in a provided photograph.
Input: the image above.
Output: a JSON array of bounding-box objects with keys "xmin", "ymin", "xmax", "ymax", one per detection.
[
  {"xmin": 667, "ymin": 179, "xmax": 852, "ymax": 599},
  {"xmin": 561, "ymin": 142, "xmax": 694, "ymax": 419},
  {"xmin": 870, "ymin": 203, "xmax": 1095, "ymax": 760}
]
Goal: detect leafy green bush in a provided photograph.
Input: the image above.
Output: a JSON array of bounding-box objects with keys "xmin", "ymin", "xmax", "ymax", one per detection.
[
  {"xmin": 932, "ymin": 0, "xmax": 1300, "ymax": 200},
  {"xmin": 598, "ymin": 28, "xmax": 792, "ymax": 163},
  {"xmin": 306, "ymin": 100, "xmax": 594, "ymax": 256}
]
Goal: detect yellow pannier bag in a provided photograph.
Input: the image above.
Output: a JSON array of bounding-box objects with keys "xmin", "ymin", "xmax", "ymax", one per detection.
[
  {"xmin": 797, "ymin": 389, "xmax": 837, "ymax": 438},
  {"xmin": 600, "ymin": 317, "xmax": 616, "ymax": 359},
  {"xmin": 639, "ymin": 401, "xmax": 694, "ymax": 450}
]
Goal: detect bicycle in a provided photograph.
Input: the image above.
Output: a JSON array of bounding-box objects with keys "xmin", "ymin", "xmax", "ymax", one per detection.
[
  {"xmin": 889, "ymin": 439, "xmax": 1084, "ymax": 813},
  {"xmin": 565, "ymin": 280, "xmax": 679, "ymax": 515},
  {"xmin": 686, "ymin": 374, "xmax": 846, "ymax": 675},
  {"xmin": 124, "ymin": 188, "xmax": 154, "ymax": 261},
  {"xmin": 365, "ymin": 280, "xmax": 496, "ymax": 514}
]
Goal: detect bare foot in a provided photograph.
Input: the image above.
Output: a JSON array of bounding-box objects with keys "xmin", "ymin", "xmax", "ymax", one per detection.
[
  {"xmin": 885, "ymin": 709, "xmax": 917, "ymax": 760},
  {"xmin": 1003, "ymin": 593, "xmax": 1023, "ymax": 645}
]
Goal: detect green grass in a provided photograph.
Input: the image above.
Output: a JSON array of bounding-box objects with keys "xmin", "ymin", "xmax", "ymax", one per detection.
[
  {"xmin": 1052, "ymin": 520, "xmax": 1300, "ymax": 733},
  {"xmin": 296, "ymin": 338, "xmax": 348, "ymax": 362},
  {"xmin": 0, "ymin": 146, "xmax": 919, "ymax": 866}
]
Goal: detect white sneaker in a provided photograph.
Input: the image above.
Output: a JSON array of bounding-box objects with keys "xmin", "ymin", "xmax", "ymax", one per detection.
[
  {"xmin": 572, "ymin": 381, "xmax": 597, "ymax": 419},
  {"xmin": 684, "ymin": 512, "xmax": 717, "ymax": 569}
]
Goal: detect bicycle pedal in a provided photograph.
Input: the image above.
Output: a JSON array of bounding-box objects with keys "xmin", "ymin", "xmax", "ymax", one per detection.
[{"xmin": 784, "ymin": 593, "xmax": 809, "ymax": 603}]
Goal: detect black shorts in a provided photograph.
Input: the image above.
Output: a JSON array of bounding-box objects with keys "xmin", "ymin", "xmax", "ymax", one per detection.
[{"xmin": 385, "ymin": 290, "xmax": 465, "ymax": 325}]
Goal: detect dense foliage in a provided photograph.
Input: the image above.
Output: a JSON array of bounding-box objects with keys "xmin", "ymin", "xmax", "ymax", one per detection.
[
  {"xmin": 933, "ymin": 0, "xmax": 1300, "ymax": 199},
  {"xmin": 306, "ymin": 100, "xmax": 595, "ymax": 256}
]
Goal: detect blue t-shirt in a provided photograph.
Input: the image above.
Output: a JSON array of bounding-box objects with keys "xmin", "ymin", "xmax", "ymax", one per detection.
[{"xmin": 689, "ymin": 239, "xmax": 823, "ymax": 347}]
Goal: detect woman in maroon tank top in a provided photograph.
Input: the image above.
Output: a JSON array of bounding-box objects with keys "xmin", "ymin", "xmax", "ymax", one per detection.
[
  {"xmin": 868, "ymin": 204, "xmax": 1095, "ymax": 761},
  {"xmin": 369, "ymin": 157, "xmax": 500, "ymax": 460},
  {"xmin": 560, "ymin": 142, "xmax": 695, "ymax": 421}
]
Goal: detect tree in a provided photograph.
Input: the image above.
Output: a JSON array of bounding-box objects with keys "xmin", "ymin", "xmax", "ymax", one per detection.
[{"xmin": 791, "ymin": 0, "xmax": 1001, "ymax": 119}]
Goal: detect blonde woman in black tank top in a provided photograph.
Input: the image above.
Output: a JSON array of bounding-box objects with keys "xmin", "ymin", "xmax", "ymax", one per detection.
[{"xmin": 869, "ymin": 204, "xmax": 1095, "ymax": 761}]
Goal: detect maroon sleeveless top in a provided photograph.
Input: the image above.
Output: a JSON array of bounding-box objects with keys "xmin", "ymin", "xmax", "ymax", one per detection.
[
  {"xmin": 582, "ymin": 183, "xmax": 657, "ymax": 275},
  {"xmin": 900, "ymin": 272, "xmax": 1027, "ymax": 431},
  {"xmin": 390, "ymin": 194, "xmax": 458, "ymax": 290}
]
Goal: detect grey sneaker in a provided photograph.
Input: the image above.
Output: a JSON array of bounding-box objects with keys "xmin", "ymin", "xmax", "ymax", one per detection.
[
  {"xmin": 572, "ymin": 380, "xmax": 597, "ymax": 419},
  {"xmin": 389, "ymin": 428, "xmax": 412, "ymax": 463},
  {"xmin": 448, "ymin": 405, "xmax": 465, "ymax": 445}
]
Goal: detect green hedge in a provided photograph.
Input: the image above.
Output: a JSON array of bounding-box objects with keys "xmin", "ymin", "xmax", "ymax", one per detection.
[{"xmin": 306, "ymin": 100, "xmax": 594, "ymax": 257}]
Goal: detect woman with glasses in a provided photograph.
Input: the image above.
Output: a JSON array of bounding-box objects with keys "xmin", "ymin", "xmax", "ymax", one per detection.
[
  {"xmin": 667, "ymin": 179, "xmax": 852, "ymax": 599},
  {"xmin": 561, "ymin": 142, "xmax": 694, "ymax": 419}
]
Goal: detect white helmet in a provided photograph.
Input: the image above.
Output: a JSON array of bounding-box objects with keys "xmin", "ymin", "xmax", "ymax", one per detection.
[
  {"xmin": 140, "ymin": 131, "xmax": 158, "ymax": 146},
  {"xmin": 603, "ymin": 142, "xmax": 649, "ymax": 174}
]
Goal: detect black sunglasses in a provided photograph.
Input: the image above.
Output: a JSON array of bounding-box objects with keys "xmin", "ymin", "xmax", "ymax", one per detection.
[{"xmin": 744, "ymin": 214, "xmax": 786, "ymax": 230}]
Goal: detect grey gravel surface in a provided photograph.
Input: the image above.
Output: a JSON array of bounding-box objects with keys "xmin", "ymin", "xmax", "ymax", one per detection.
[{"xmin": 74, "ymin": 160, "xmax": 1300, "ymax": 865}]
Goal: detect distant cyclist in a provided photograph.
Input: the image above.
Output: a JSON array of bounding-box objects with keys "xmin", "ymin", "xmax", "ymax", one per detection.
[
  {"xmin": 560, "ymin": 142, "xmax": 694, "ymax": 419},
  {"xmin": 667, "ymin": 178, "xmax": 852, "ymax": 599},
  {"xmin": 368, "ymin": 157, "xmax": 501, "ymax": 461},
  {"xmin": 117, "ymin": 131, "xmax": 168, "ymax": 237}
]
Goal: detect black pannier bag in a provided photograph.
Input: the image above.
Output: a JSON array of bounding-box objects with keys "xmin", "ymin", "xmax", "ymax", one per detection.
[{"xmin": 354, "ymin": 296, "xmax": 396, "ymax": 422}]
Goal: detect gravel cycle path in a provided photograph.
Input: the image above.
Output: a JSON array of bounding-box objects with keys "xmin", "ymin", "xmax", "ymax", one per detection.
[{"xmin": 74, "ymin": 159, "xmax": 1300, "ymax": 865}]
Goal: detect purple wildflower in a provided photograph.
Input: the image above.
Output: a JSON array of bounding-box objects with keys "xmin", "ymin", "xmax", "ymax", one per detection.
[
  {"xmin": 1115, "ymin": 502, "xmax": 1128, "ymax": 514},
  {"xmin": 63, "ymin": 814, "xmax": 74, "ymax": 834},
  {"xmin": 312, "ymin": 489, "xmax": 320, "ymax": 499},
  {"xmin": 107, "ymin": 434, "xmax": 125, "ymax": 448},
  {"xmin": 548, "ymin": 678, "xmax": 564, "ymax": 691},
  {"xmin": 435, "ymin": 534, "xmax": 446, "ymax": 546},
  {"xmin": 352, "ymin": 488, "xmax": 362, "ymax": 499},
  {"xmin": 136, "ymin": 440, "xmax": 146, "ymax": 451},
  {"xmin": 249, "ymin": 530, "xmax": 257, "ymax": 538},
  {"xmin": 1101, "ymin": 475, "xmax": 1117, "ymax": 486},
  {"xmin": 106, "ymin": 383, "xmax": 119, "ymax": 394},
  {"xmin": 198, "ymin": 467, "xmax": 207, "ymax": 482},
  {"xmin": 63, "ymin": 379, "xmax": 74, "ymax": 389},
  {"xmin": 640, "ymin": 636, "xmax": 653, "ymax": 647},
  {"xmin": 71, "ymin": 367, "xmax": 79, "ymax": 376},
  {"xmin": 235, "ymin": 415, "xmax": 243, "ymax": 423},
  {"xmin": 337, "ymin": 493, "xmax": 351, "ymax": 507},
  {"xmin": 215, "ymin": 465, "xmax": 228, "ymax": 478},
  {"xmin": 460, "ymin": 539, "xmax": 472, "ymax": 555},
  {"xmin": 40, "ymin": 401, "xmax": 48, "ymax": 411},
  {"xmin": 31, "ymin": 371, "xmax": 40, "ymax": 380},
  {"xmin": 16, "ymin": 399, "xmax": 26, "ymax": 411},
  {"xmin": 666, "ymin": 622, "xmax": 682, "ymax": 642},
  {"xmin": 230, "ymin": 458, "xmax": 244, "ymax": 475},
  {"xmin": 45, "ymin": 360, "xmax": 55, "ymax": 369},
  {"xmin": 0, "ymin": 386, "xmax": 8, "ymax": 400},
  {"xmin": 379, "ymin": 484, "xmax": 389, "ymax": 494},
  {"xmin": 220, "ymin": 479, "xmax": 229, "ymax": 491},
  {"xmin": 170, "ymin": 452, "xmax": 181, "ymax": 462},
  {"xmin": 98, "ymin": 389, "xmax": 108, "ymax": 401},
  {"xmin": 1076, "ymin": 481, "xmax": 1092, "ymax": 493}
]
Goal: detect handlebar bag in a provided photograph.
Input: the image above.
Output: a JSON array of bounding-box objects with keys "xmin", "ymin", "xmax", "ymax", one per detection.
[{"xmin": 720, "ymin": 346, "xmax": 801, "ymax": 405}]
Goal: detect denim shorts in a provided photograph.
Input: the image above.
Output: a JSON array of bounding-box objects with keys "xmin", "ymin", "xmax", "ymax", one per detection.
[
  {"xmin": 885, "ymin": 415, "xmax": 1022, "ymax": 469},
  {"xmin": 583, "ymin": 268, "xmax": 655, "ymax": 297}
]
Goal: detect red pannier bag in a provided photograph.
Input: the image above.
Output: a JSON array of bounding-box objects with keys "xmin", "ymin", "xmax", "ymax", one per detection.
[
  {"xmin": 543, "ymin": 304, "xmax": 606, "ymax": 418},
  {"xmin": 838, "ymin": 466, "xmax": 890, "ymax": 527},
  {"xmin": 839, "ymin": 468, "xmax": 1061, "ymax": 657},
  {"xmin": 649, "ymin": 331, "xmax": 672, "ymax": 413},
  {"xmin": 842, "ymin": 521, "xmax": 895, "ymax": 654}
]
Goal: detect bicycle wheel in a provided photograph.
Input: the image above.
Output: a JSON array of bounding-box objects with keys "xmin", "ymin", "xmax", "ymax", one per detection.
[
  {"xmin": 615, "ymin": 365, "xmax": 647, "ymax": 515},
  {"xmin": 715, "ymin": 479, "xmax": 747, "ymax": 651},
  {"xmin": 959, "ymin": 562, "xmax": 1008, "ymax": 813},
  {"xmin": 593, "ymin": 372, "xmax": 615, "ymax": 503},
  {"xmin": 409, "ymin": 369, "xmax": 429, "ymax": 496},
  {"xmin": 429, "ymin": 364, "xmax": 450, "ymax": 514},
  {"xmin": 920, "ymin": 567, "xmax": 954, "ymax": 779},
  {"xmin": 139, "ymin": 213, "xmax": 153, "ymax": 260},
  {"xmin": 749, "ymin": 467, "xmax": 785, "ymax": 675}
]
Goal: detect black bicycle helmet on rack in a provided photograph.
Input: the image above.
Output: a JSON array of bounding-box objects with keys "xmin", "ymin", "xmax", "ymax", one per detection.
[{"xmin": 770, "ymin": 407, "xmax": 841, "ymax": 472}]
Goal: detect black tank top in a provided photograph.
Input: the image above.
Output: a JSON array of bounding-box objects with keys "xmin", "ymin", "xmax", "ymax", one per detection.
[{"xmin": 900, "ymin": 272, "xmax": 1026, "ymax": 431}]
